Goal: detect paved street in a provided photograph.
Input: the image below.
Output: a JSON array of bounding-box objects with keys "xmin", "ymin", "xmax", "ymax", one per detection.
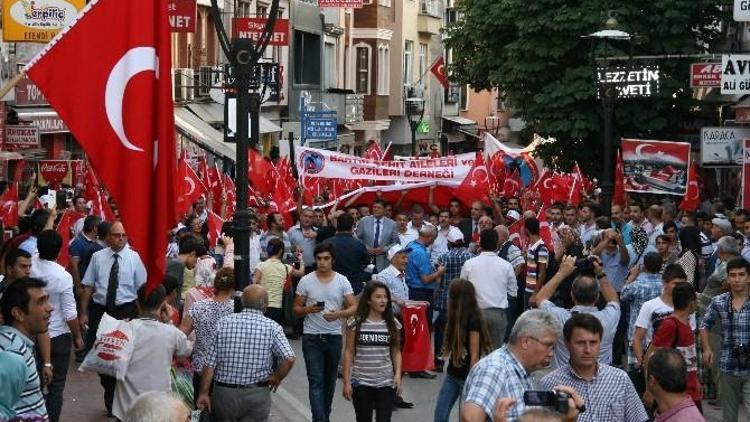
[{"xmin": 60, "ymin": 336, "xmax": 729, "ymax": 422}]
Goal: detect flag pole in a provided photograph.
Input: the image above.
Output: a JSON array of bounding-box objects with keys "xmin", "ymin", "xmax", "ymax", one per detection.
[
  {"xmin": 0, "ymin": 72, "xmax": 24, "ymax": 100},
  {"xmin": 380, "ymin": 142, "xmax": 392, "ymax": 162}
]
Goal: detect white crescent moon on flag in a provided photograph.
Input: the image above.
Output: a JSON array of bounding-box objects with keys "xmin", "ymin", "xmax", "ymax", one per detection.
[
  {"xmin": 184, "ymin": 176, "xmax": 195, "ymax": 196},
  {"xmin": 105, "ymin": 47, "xmax": 159, "ymax": 153},
  {"xmin": 410, "ymin": 313, "xmax": 419, "ymax": 335},
  {"xmin": 635, "ymin": 144, "xmax": 655, "ymax": 160},
  {"xmin": 689, "ymin": 181, "xmax": 699, "ymax": 200},
  {"xmin": 471, "ymin": 165, "xmax": 489, "ymax": 183},
  {"xmin": 543, "ymin": 178, "xmax": 554, "ymax": 189}
]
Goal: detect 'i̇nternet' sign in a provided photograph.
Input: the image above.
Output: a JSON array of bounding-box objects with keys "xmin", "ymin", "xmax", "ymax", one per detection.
[{"xmin": 597, "ymin": 66, "xmax": 660, "ymax": 98}]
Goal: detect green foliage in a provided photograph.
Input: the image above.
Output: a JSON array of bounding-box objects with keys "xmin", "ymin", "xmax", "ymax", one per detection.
[{"xmin": 445, "ymin": 0, "xmax": 728, "ymax": 175}]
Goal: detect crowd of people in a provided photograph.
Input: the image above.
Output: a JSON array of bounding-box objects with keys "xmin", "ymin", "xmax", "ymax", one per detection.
[{"xmin": 1, "ymin": 181, "xmax": 749, "ymax": 422}]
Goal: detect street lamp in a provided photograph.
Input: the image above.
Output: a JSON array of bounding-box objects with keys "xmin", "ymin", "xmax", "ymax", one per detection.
[
  {"xmin": 405, "ymin": 88, "xmax": 425, "ymax": 156},
  {"xmin": 209, "ymin": 0, "xmax": 280, "ymax": 289},
  {"xmin": 587, "ymin": 17, "xmax": 631, "ymax": 220}
]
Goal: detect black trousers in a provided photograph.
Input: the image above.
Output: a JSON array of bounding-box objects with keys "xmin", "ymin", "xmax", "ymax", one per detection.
[
  {"xmin": 88, "ymin": 301, "xmax": 137, "ymax": 414},
  {"xmin": 40, "ymin": 333, "xmax": 72, "ymax": 422},
  {"xmin": 352, "ymin": 385, "xmax": 395, "ymax": 422}
]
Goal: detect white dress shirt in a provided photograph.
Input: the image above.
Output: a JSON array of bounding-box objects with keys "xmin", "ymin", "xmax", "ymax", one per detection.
[
  {"xmin": 31, "ymin": 257, "xmax": 77, "ymax": 338},
  {"xmin": 398, "ymin": 228, "xmax": 419, "ymax": 248},
  {"xmin": 460, "ymin": 252, "xmax": 517, "ymax": 309}
]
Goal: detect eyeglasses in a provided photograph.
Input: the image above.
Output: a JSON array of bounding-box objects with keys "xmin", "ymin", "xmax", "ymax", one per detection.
[
  {"xmin": 528, "ymin": 336, "xmax": 555, "ymax": 350},
  {"xmin": 110, "ymin": 233, "xmax": 127, "ymax": 239}
]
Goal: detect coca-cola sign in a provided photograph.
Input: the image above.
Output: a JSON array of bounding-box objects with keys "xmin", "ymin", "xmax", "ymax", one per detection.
[{"xmin": 39, "ymin": 160, "xmax": 69, "ymax": 183}]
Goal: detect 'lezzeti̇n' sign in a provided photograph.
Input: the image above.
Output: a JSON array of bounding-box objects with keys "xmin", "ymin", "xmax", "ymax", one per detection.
[{"xmin": 597, "ymin": 66, "xmax": 660, "ymax": 98}]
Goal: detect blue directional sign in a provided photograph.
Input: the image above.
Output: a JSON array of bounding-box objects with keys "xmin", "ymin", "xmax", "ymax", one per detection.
[{"xmin": 304, "ymin": 117, "xmax": 338, "ymax": 140}]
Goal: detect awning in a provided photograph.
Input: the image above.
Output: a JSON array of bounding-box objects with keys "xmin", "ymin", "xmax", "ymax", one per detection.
[
  {"xmin": 14, "ymin": 107, "xmax": 69, "ymax": 134},
  {"xmin": 186, "ymin": 102, "xmax": 224, "ymax": 124},
  {"xmin": 174, "ymin": 106, "xmax": 236, "ymax": 162},
  {"xmin": 458, "ymin": 127, "xmax": 480, "ymax": 139},
  {"xmin": 442, "ymin": 115, "xmax": 476, "ymax": 126},
  {"xmin": 188, "ymin": 101, "xmax": 283, "ymax": 134}
]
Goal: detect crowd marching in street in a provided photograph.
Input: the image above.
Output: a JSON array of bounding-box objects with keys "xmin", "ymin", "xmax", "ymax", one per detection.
[{"xmin": 2, "ymin": 177, "xmax": 750, "ymax": 422}]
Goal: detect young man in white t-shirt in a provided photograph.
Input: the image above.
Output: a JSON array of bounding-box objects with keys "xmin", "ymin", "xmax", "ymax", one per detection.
[
  {"xmin": 293, "ymin": 243, "xmax": 358, "ymax": 422},
  {"xmin": 632, "ymin": 264, "xmax": 694, "ymax": 369}
]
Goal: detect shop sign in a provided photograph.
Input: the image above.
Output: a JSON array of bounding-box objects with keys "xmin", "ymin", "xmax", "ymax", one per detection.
[
  {"xmin": 721, "ymin": 54, "xmax": 750, "ymax": 94},
  {"xmin": 690, "ymin": 63, "xmax": 722, "ymax": 88},
  {"xmin": 2, "ymin": 0, "xmax": 86, "ymax": 43},
  {"xmin": 39, "ymin": 160, "xmax": 69, "ymax": 183},
  {"xmin": 231, "ymin": 18, "xmax": 289, "ymax": 46},
  {"xmin": 15, "ymin": 76, "xmax": 49, "ymax": 106},
  {"xmin": 318, "ymin": 0, "xmax": 364, "ymax": 7},
  {"xmin": 737, "ymin": 107, "xmax": 750, "ymax": 124},
  {"xmin": 700, "ymin": 127, "xmax": 750, "ymax": 166},
  {"xmin": 21, "ymin": 113, "xmax": 68, "ymax": 133},
  {"xmin": 5, "ymin": 125, "xmax": 40, "ymax": 148},
  {"xmin": 736, "ymin": 0, "xmax": 750, "ymax": 21},
  {"xmin": 597, "ymin": 66, "xmax": 660, "ymax": 98},
  {"xmin": 168, "ymin": 0, "xmax": 196, "ymax": 33}
]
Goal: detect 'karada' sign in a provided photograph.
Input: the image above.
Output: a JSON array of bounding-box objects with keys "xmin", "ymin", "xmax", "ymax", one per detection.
[
  {"xmin": 168, "ymin": 0, "xmax": 196, "ymax": 33},
  {"xmin": 232, "ymin": 18, "xmax": 289, "ymax": 46},
  {"xmin": 296, "ymin": 147, "xmax": 475, "ymax": 183},
  {"xmin": 721, "ymin": 54, "xmax": 750, "ymax": 94}
]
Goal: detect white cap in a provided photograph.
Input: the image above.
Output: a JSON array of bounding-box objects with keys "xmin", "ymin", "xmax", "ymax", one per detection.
[
  {"xmin": 446, "ymin": 226, "xmax": 464, "ymax": 243},
  {"xmin": 387, "ymin": 244, "xmax": 413, "ymax": 261}
]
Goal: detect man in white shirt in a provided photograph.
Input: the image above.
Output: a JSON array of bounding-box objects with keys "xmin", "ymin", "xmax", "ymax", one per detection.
[
  {"xmin": 431, "ymin": 209, "xmax": 456, "ymax": 262},
  {"xmin": 577, "ymin": 201, "xmax": 598, "ymax": 249},
  {"xmin": 395, "ymin": 212, "xmax": 418, "ymax": 248},
  {"xmin": 31, "ymin": 230, "xmax": 83, "ymax": 422},
  {"xmin": 628, "ymin": 202, "xmax": 654, "ymax": 236},
  {"xmin": 460, "ymin": 229, "xmax": 517, "ymax": 349}
]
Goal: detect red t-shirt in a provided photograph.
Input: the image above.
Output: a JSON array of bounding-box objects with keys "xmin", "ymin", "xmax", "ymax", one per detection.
[{"xmin": 652, "ymin": 316, "xmax": 701, "ymax": 401}]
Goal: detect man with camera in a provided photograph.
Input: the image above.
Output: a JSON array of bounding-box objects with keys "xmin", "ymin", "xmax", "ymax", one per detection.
[
  {"xmin": 535, "ymin": 255, "xmax": 620, "ymax": 368},
  {"xmin": 700, "ymin": 257, "xmax": 750, "ymax": 422},
  {"xmin": 461, "ymin": 310, "xmax": 585, "ymax": 421},
  {"xmin": 540, "ymin": 313, "xmax": 648, "ymax": 422}
]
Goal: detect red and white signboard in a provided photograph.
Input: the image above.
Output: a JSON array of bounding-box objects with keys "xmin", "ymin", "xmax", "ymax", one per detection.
[
  {"xmin": 318, "ymin": 0, "xmax": 364, "ymax": 7},
  {"xmin": 39, "ymin": 160, "xmax": 70, "ymax": 185},
  {"xmin": 296, "ymin": 147, "xmax": 475, "ymax": 183},
  {"xmin": 15, "ymin": 76, "xmax": 49, "ymax": 106},
  {"xmin": 231, "ymin": 18, "xmax": 289, "ymax": 46},
  {"xmin": 690, "ymin": 63, "xmax": 722, "ymax": 88},
  {"xmin": 4, "ymin": 125, "xmax": 40, "ymax": 148},
  {"xmin": 621, "ymin": 139, "xmax": 691, "ymax": 196},
  {"xmin": 744, "ymin": 139, "xmax": 750, "ymax": 210},
  {"xmin": 168, "ymin": 0, "xmax": 196, "ymax": 33}
]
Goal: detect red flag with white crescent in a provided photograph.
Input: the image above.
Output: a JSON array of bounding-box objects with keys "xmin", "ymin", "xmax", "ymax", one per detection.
[
  {"xmin": 25, "ymin": 0, "xmax": 177, "ymax": 292},
  {"xmin": 430, "ymin": 56, "xmax": 449, "ymax": 89},
  {"xmin": 453, "ymin": 152, "xmax": 490, "ymax": 207},
  {"xmin": 613, "ymin": 150, "xmax": 626, "ymax": 206},
  {"xmin": 401, "ymin": 304, "xmax": 434, "ymax": 372},
  {"xmin": 178, "ymin": 157, "xmax": 208, "ymax": 214},
  {"xmin": 679, "ymin": 162, "xmax": 700, "ymax": 212},
  {"xmin": 0, "ymin": 183, "xmax": 19, "ymax": 228}
]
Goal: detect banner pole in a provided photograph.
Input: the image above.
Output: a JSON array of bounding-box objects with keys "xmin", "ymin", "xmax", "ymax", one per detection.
[{"xmin": 0, "ymin": 72, "xmax": 24, "ymax": 100}]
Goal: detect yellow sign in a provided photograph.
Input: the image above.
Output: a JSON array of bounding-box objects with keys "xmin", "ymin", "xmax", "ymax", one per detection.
[{"xmin": 3, "ymin": 0, "xmax": 86, "ymax": 43}]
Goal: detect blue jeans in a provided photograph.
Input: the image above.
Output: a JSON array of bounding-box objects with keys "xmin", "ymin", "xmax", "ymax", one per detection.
[
  {"xmin": 303, "ymin": 334, "xmax": 343, "ymax": 422},
  {"xmin": 434, "ymin": 374, "xmax": 465, "ymax": 422}
]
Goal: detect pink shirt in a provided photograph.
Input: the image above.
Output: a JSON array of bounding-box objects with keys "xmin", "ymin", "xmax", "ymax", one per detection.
[{"xmin": 654, "ymin": 397, "xmax": 705, "ymax": 422}]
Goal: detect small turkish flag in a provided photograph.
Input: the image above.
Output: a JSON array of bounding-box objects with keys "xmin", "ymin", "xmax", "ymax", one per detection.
[
  {"xmin": 614, "ymin": 150, "xmax": 626, "ymax": 206},
  {"xmin": 454, "ymin": 152, "xmax": 490, "ymax": 207},
  {"xmin": 26, "ymin": 0, "xmax": 177, "ymax": 293},
  {"xmin": 401, "ymin": 304, "xmax": 434, "ymax": 372},
  {"xmin": 679, "ymin": 162, "xmax": 700, "ymax": 212},
  {"xmin": 222, "ymin": 174, "xmax": 236, "ymax": 219},
  {"xmin": 177, "ymin": 157, "xmax": 208, "ymax": 214},
  {"xmin": 430, "ymin": 56, "xmax": 449, "ymax": 89},
  {"xmin": 0, "ymin": 183, "xmax": 19, "ymax": 228}
]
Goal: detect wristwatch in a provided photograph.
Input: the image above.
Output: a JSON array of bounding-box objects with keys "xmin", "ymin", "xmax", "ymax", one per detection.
[
  {"xmin": 576, "ymin": 403, "xmax": 586, "ymax": 413},
  {"xmin": 43, "ymin": 363, "xmax": 53, "ymax": 369}
]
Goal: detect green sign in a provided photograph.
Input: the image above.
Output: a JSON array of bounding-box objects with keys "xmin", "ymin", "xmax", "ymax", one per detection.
[{"xmin": 416, "ymin": 120, "xmax": 430, "ymax": 134}]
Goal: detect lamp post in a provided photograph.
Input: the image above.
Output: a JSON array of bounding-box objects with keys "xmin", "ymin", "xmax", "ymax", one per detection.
[
  {"xmin": 588, "ymin": 17, "xmax": 630, "ymax": 220},
  {"xmin": 210, "ymin": 0, "xmax": 280, "ymax": 289},
  {"xmin": 405, "ymin": 90, "xmax": 425, "ymax": 156}
]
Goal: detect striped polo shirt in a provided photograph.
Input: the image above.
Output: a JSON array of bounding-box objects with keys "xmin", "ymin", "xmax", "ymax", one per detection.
[
  {"xmin": 0, "ymin": 326, "xmax": 47, "ymax": 418},
  {"xmin": 349, "ymin": 318, "xmax": 401, "ymax": 388}
]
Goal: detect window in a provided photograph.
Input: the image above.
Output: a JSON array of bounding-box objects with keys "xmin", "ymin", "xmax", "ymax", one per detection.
[
  {"xmin": 237, "ymin": 0, "xmax": 251, "ymax": 17},
  {"xmin": 403, "ymin": 40, "xmax": 413, "ymax": 85},
  {"xmin": 256, "ymin": 2, "xmax": 268, "ymax": 18},
  {"xmin": 293, "ymin": 31, "xmax": 321, "ymax": 85},
  {"xmin": 419, "ymin": 43, "xmax": 428, "ymax": 81},
  {"xmin": 378, "ymin": 0, "xmax": 392, "ymax": 6},
  {"xmin": 325, "ymin": 42, "xmax": 337, "ymax": 88},
  {"xmin": 377, "ymin": 43, "xmax": 390, "ymax": 95},
  {"xmin": 355, "ymin": 44, "xmax": 371, "ymax": 94}
]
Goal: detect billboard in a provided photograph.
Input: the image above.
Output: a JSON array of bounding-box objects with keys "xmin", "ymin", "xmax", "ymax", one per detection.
[
  {"xmin": 2, "ymin": 0, "xmax": 86, "ymax": 43},
  {"xmin": 621, "ymin": 139, "xmax": 691, "ymax": 196},
  {"xmin": 700, "ymin": 127, "xmax": 750, "ymax": 166},
  {"xmin": 231, "ymin": 18, "xmax": 289, "ymax": 46}
]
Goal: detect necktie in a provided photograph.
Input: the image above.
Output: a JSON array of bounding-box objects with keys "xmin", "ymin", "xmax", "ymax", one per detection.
[
  {"xmin": 374, "ymin": 219, "xmax": 381, "ymax": 248},
  {"xmin": 106, "ymin": 253, "xmax": 120, "ymax": 311},
  {"xmin": 472, "ymin": 222, "xmax": 479, "ymax": 243}
]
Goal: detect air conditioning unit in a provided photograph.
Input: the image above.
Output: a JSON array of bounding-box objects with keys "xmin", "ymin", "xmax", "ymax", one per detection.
[{"xmin": 173, "ymin": 68, "xmax": 194, "ymax": 102}]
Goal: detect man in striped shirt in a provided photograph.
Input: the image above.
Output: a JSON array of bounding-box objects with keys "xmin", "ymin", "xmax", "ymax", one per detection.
[{"xmin": 0, "ymin": 277, "xmax": 52, "ymax": 419}]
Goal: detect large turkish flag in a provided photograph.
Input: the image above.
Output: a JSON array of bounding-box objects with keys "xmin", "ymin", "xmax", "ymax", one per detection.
[{"xmin": 25, "ymin": 0, "xmax": 177, "ymax": 293}]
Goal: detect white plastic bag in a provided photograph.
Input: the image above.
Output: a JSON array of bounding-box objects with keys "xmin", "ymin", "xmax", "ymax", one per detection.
[{"xmin": 79, "ymin": 313, "xmax": 137, "ymax": 380}]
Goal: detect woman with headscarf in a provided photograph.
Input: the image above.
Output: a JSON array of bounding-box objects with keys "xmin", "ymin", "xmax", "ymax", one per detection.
[
  {"xmin": 676, "ymin": 226, "xmax": 702, "ymax": 288},
  {"xmin": 0, "ymin": 350, "xmax": 28, "ymax": 420}
]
